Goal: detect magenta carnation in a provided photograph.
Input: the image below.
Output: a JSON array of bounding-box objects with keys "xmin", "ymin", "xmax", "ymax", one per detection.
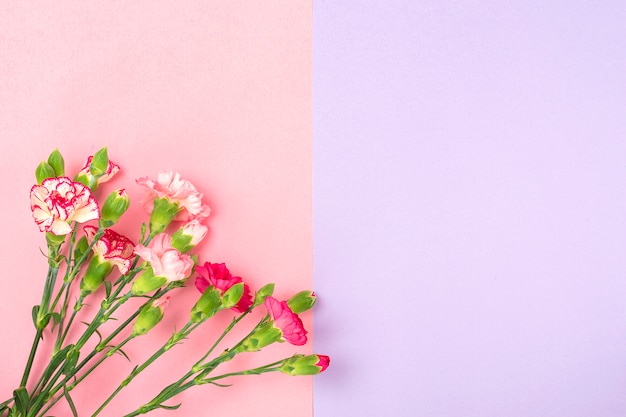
[{"xmin": 195, "ymin": 262, "xmax": 253, "ymax": 313}]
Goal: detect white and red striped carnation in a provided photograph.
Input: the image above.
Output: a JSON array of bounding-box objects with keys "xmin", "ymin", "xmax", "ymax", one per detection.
[{"xmin": 30, "ymin": 177, "xmax": 100, "ymax": 235}]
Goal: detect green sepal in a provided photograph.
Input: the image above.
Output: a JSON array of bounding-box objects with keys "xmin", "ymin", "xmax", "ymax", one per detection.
[
  {"xmin": 132, "ymin": 302, "xmax": 165, "ymax": 336},
  {"xmin": 287, "ymin": 290, "xmax": 317, "ymax": 314},
  {"xmin": 45, "ymin": 232, "xmax": 66, "ymax": 247},
  {"xmin": 236, "ymin": 322, "xmax": 282, "ymax": 352},
  {"xmin": 80, "ymin": 256, "xmax": 113, "ymax": 297},
  {"xmin": 279, "ymin": 354, "xmax": 326, "ymax": 376},
  {"xmin": 221, "ymin": 283, "xmax": 244, "ymax": 309},
  {"xmin": 149, "ymin": 198, "xmax": 180, "ymax": 236},
  {"xmin": 253, "ymin": 283, "xmax": 275, "ymax": 307},
  {"xmin": 131, "ymin": 269, "xmax": 168, "ymax": 296},
  {"xmin": 89, "ymin": 147, "xmax": 109, "ymax": 177},
  {"xmin": 171, "ymin": 230, "xmax": 193, "ymax": 253},
  {"xmin": 47, "ymin": 148, "xmax": 65, "ymax": 177},
  {"xmin": 35, "ymin": 161, "xmax": 56, "ymax": 184},
  {"xmin": 100, "ymin": 189, "xmax": 130, "ymax": 228},
  {"xmin": 190, "ymin": 286, "xmax": 222, "ymax": 323}
]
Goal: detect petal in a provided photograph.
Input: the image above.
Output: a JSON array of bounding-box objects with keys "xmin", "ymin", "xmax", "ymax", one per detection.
[{"xmin": 49, "ymin": 219, "xmax": 72, "ymax": 235}]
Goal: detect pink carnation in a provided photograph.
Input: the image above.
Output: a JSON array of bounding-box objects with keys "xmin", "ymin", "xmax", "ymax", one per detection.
[
  {"xmin": 31, "ymin": 177, "xmax": 100, "ymax": 235},
  {"xmin": 84, "ymin": 226, "xmax": 135, "ymax": 274},
  {"xmin": 179, "ymin": 219, "xmax": 209, "ymax": 246},
  {"xmin": 134, "ymin": 233, "xmax": 194, "ymax": 283},
  {"xmin": 136, "ymin": 171, "xmax": 210, "ymax": 222},
  {"xmin": 264, "ymin": 296, "xmax": 308, "ymax": 346},
  {"xmin": 195, "ymin": 262, "xmax": 253, "ymax": 313}
]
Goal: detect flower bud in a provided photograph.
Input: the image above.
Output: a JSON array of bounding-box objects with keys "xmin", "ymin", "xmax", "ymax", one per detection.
[
  {"xmin": 279, "ymin": 354, "xmax": 330, "ymax": 376},
  {"xmin": 132, "ymin": 297, "xmax": 169, "ymax": 336},
  {"xmin": 287, "ymin": 290, "xmax": 316, "ymax": 314},
  {"xmin": 190, "ymin": 286, "xmax": 222, "ymax": 323},
  {"xmin": 149, "ymin": 198, "xmax": 181, "ymax": 236},
  {"xmin": 74, "ymin": 151, "xmax": 120, "ymax": 190},
  {"xmin": 131, "ymin": 268, "xmax": 168, "ymax": 296},
  {"xmin": 35, "ymin": 161, "xmax": 56, "ymax": 184},
  {"xmin": 47, "ymin": 149, "xmax": 65, "ymax": 177},
  {"xmin": 171, "ymin": 220, "xmax": 208, "ymax": 253},
  {"xmin": 100, "ymin": 189, "xmax": 130, "ymax": 228},
  {"xmin": 80, "ymin": 256, "xmax": 114, "ymax": 296},
  {"xmin": 235, "ymin": 322, "xmax": 283, "ymax": 353},
  {"xmin": 253, "ymin": 283, "xmax": 275, "ymax": 307}
]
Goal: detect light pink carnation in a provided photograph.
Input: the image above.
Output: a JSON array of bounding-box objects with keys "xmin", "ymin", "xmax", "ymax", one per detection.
[
  {"xmin": 134, "ymin": 233, "xmax": 194, "ymax": 283},
  {"xmin": 136, "ymin": 171, "xmax": 210, "ymax": 222},
  {"xmin": 153, "ymin": 295, "xmax": 171, "ymax": 310},
  {"xmin": 31, "ymin": 177, "xmax": 100, "ymax": 235},
  {"xmin": 264, "ymin": 296, "xmax": 308, "ymax": 346},
  {"xmin": 84, "ymin": 225, "xmax": 135, "ymax": 274},
  {"xmin": 180, "ymin": 219, "xmax": 209, "ymax": 245}
]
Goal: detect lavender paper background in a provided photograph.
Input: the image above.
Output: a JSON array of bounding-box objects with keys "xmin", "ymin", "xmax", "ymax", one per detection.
[{"xmin": 313, "ymin": 2, "xmax": 626, "ymax": 416}]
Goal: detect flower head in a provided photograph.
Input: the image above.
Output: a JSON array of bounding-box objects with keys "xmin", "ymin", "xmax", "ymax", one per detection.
[
  {"xmin": 279, "ymin": 354, "xmax": 330, "ymax": 376},
  {"xmin": 84, "ymin": 225, "xmax": 135, "ymax": 274},
  {"xmin": 171, "ymin": 219, "xmax": 209, "ymax": 253},
  {"xmin": 136, "ymin": 171, "xmax": 210, "ymax": 222},
  {"xmin": 75, "ymin": 154, "xmax": 120, "ymax": 188},
  {"xmin": 132, "ymin": 296, "xmax": 170, "ymax": 336},
  {"xmin": 30, "ymin": 177, "xmax": 100, "ymax": 236},
  {"xmin": 287, "ymin": 290, "xmax": 317, "ymax": 314},
  {"xmin": 195, "ymin": 262, "xmax": 252, "ymax": 313},
  {"xmin": 99, "ymin": 189, "xmax": 130, "ymax": 227},
  {"xmin": 265, "ymin": 296, "xmax": 307, "ymax": 346},
  {"xmin": 134, "ymin": 233, "xmax": 194, "ymax": 283}
]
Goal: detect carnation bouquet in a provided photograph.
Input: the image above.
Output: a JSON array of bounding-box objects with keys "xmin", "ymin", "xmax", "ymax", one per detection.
[{"xmin": 1, "ymin": 148, "xmax": 328, "ymax": 417}]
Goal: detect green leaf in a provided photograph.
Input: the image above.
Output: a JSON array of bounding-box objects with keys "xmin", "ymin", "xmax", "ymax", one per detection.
[
  {"xmin": 63, "ymin": 385, "xmax": 78, "ymax": 417},
  {"xmin": 62, "ymin": 347, "xmax": 79, "ymax": 375},
  {"xmin": 104, "ymin": 281, "xmax": 112, "ymax": 298},
  {"xmin": 13, "ymin": 387, "xmax": 29, "ymax": 415},
  {"xmin": 158, "ymin": 403, "xmax": 182, "ymax": 411},
  {"xmin": 115, "ymin": 347, "xmax": 131, "ymax": 362},
  {"xmin": 32, "ymin": 305, "xmax": 40, "ymax": 329}
]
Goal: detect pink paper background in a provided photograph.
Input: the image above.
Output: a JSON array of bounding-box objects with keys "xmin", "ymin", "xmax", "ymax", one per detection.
[{"xmin": 0, "ymin": 2, "xmax": 312, "ymax": 417}]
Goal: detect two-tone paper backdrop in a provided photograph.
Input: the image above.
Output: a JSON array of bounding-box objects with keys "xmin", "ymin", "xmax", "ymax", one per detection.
[
  {"xmin": 0, "ymin": 2, "xmax": 311, "ymax": 417},
  {"xmin": 314, "ymin": 1, "xmax": 626, "ymax": 417},
  {"xmin": 2, "ymin": 1, "xmax": 626, "ymax": 417}
]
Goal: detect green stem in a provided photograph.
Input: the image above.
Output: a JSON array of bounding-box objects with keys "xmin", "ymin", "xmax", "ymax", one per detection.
[
  {"xmin": 121, "ymin": 360, "xmax": 285, "ymax": 417},
  {"xmin": 18, "ymin": 329, "xmax": 43, "ymax": 389},
  {"xmin": 91, "ymin": 322, "xmax": 195, "ymax": 417},
  {"xmin": 33, "ymin": 290, "xmax": 163, "ymax": 417}
]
